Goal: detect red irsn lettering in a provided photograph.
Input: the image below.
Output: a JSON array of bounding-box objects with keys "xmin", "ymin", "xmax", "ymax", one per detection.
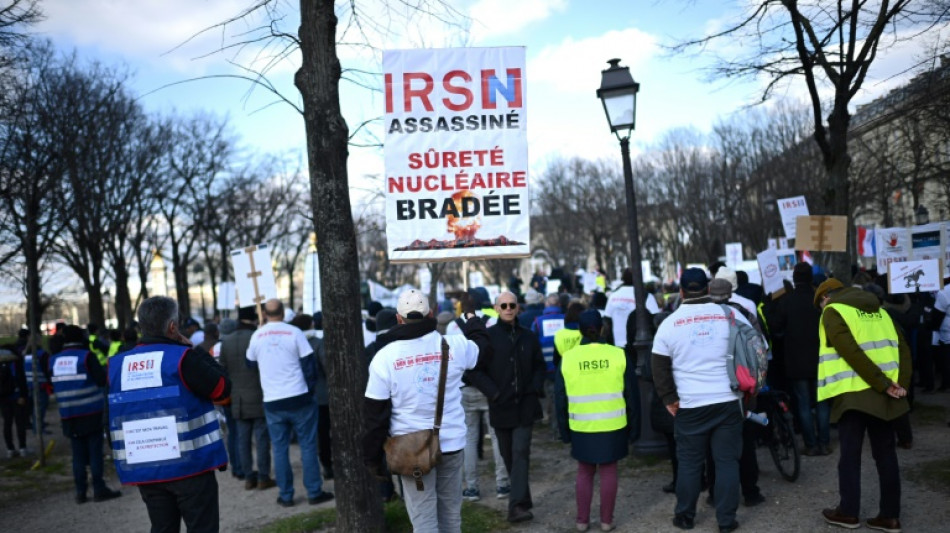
[{"xmin": 403, "ymin": 72, "xmax": 434, "ymax": 112}]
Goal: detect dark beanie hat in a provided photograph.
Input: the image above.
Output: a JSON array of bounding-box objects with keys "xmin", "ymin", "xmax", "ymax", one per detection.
[
  {"xmin": 63, "ymin": 325, "xmax": 86, "ymax": 343},
  {"xmin": 792, "ymin": 262, "xmax": 813, "ymax": 283},
  {"xmin": 238, "ymin": 306, "xmax": 257, "ymax": 322},
  {"xmin": 578, "ymin": 309, "xmax": 603, "ymax": 335}
]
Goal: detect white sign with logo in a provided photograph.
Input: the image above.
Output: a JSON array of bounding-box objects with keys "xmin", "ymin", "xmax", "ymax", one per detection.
[
  {"xmin": 122, "ymin": 416, "xmax": 181, "ymax": 465},
  {"xmin": 910, "ymin": 223, "xmax": 946, "ymax": 262},
  {"xmin": 469, "ymin": 271, "xmax": 484, "ymax": 290},
  {"xmin": 777, "ymin": 196, "xmax": 809, "ymax": 238},
  {"xmin": 887, "ymin": 259, "xmax": 945, "ymax": 294},
  {"xmin": 875, "ymin": 228, "xmax": 911, "ymax": 274},
  {"xmin": 53, "ymin": 356, "xmax": 79, "ymax": 377},
  {"xmin": 542, "ymin": 318, "xmax": 565, "ymax": 337},
  {"xmin": 120, "ymin": 351, "xmax": 165, "ymax": 391},
  {"xmin": 757, "ymin": 248, "xmax": 785, "ymax": 296}
]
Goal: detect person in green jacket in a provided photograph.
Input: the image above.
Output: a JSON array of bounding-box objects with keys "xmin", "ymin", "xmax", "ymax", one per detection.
[{"xmin": 814, "ymin": 278, "xmax": 910, "ymax": 533}]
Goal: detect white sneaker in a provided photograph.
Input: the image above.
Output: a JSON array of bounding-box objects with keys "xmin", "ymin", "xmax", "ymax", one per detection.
[
  {"xmin": 6, "ymin": 449, "xmax": 15, "ymax": 458},
  {"xmin": 18, "ymin": 448, "xmax": 29, "ymax": 457}
]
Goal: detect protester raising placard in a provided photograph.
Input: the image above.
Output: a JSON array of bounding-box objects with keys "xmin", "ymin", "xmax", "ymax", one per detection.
[{"xmin": 383, "ymin": 47, "xmax": 530, "ymax": 263}]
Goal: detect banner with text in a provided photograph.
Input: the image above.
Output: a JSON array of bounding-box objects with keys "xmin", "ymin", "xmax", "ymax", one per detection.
[{"xmin": 384, "ymin": 47, "xmax": 529, "ymax": 263}]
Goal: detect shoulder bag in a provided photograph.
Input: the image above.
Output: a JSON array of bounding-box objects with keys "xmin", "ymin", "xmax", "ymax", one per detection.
[{"xmin": 383, "ymin": 338, "xmax": 449, "ymax": 491}]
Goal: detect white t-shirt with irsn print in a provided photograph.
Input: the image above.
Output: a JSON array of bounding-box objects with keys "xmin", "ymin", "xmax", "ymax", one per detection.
[
  {"xmin": 365, "ymin": 330, "xmax": 481, "ymax": 453},
  {"xmin": 652, "ymin": 302, "xmax": 748, "ymax": 409},
  {"xmin": 246, "ymin": 321, "xmax": 314, "ymax": 402}
]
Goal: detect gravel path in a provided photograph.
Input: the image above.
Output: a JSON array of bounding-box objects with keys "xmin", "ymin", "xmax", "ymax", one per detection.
[{"xmin": 1, "ymin": 393, "xmax": 947, "ymax": 532}]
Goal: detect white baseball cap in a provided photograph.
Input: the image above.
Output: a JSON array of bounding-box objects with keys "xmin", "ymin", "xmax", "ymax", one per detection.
[{"xmin": 397, "ymin": 289, "xmax": 430, "ymax": 319}]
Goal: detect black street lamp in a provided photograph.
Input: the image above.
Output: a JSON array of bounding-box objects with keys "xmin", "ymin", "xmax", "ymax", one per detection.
[
  {"xmin": 914, "ymin": 204, "xmax": 930, "ymax": 225},
  {"xmin": 597, "ymin": 59, "xmax": 663, "ymax": 453}
]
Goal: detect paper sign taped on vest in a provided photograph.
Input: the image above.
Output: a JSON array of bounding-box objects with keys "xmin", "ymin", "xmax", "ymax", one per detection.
[
  {"xmin": 121, "ymin": 351, "xmax": 165, "ymax": 391},
  {"xmin": 122, "ymin": 415, "xmax": 181, "ymax": 465},
  {"xmin": 53, "ymin": 356, "xmax": 79, "ymax": 376},
  {"xmin": 542, "ymin": 318, "xmax": 564, "ymax": 337}
]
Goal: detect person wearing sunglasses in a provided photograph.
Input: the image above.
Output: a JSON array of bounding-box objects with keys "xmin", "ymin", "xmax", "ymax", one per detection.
[{"xmin": 465, "ymin": 291, "xmax": 545, "ymax": 523}]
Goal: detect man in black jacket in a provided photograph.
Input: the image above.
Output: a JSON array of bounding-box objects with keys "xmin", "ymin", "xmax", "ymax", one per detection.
[
  {"xmin": 467, "ymin": 290, "xmax": 545, "ymax": 523},
  {"xmin": 772, "ymin": 263, "xmax": 830, "ymax": 456}
]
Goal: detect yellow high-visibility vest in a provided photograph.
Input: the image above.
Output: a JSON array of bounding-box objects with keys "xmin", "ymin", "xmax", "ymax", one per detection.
[
  {"xmin": 554, "ymin": 328, "xmax": 582, "ymax": 360},
  {"xmin": 108, "ymin": 340, "xmax": 122, "ymax": 358},
  {"xmin": 89, "ymin": 335, "xmax": 108, "ymax": 367},
  {"xmin": 817, "ymin": 303, "xmax": 900, "ymax": 402},
  {"xmin": 561, "ymin": 343, "xmax": 626, "ymax": 433}
]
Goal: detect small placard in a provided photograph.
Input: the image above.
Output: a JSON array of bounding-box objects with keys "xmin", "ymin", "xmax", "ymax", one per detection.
[
  {"xmin": 122, "ymin": 416, "xmax": 181, "ymax": 465},
  {"xmin": 757, "ymin": 249, "xmax": 785, "ymax": 297},
  {"xmin": 542, "ymin": 318, "xmax": 565, "ymax": 337},
  {"xmin": 795, "ymin": 215, "xmax": 848, "ymax": 252},
  {"xmin": 887, "ymin": 259, "xmax": 945, "ymax": 294}
]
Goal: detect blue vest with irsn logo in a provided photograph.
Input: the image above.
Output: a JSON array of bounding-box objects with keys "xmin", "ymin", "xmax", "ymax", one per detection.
[
  {"xmin": 49, "ymin": 348, "xmax": 104, "ymax": 419},
  {"xmin": 108, "ymin": 343, "xmax": 227, "ymax": 485},
  {"xmin": 533, "ymin": 309, "xmax": 565, "ymax": 373}
]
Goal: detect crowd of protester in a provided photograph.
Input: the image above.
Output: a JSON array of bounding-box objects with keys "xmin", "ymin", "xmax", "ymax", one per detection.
[{"xmin": 2, "ymin": 259, "xmax": 948, "ymax": 532}]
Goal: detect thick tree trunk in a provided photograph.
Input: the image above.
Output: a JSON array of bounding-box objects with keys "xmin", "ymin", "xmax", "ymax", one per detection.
[
  {"xmin": 171, "ymin": 244, "xmax": 191, "ymax": 318},
  {"xmin": 113, "ymin": 253, "xmax": 133, "ymax": 330},
  {"xmin": 295, "ymin": 1, "xmax": 385, "ymax": 531},
  {"xmin": 826, "ymin": 104, "xmax": 853, "ymax": 285}
]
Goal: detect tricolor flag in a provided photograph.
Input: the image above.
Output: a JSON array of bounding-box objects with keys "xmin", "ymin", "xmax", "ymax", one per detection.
[{"xmin": 857, "ymin": 225, "xmax": 876, "ymax": 257}]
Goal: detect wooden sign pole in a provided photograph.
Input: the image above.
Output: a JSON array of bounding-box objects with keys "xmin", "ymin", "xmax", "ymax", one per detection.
[{"xmin": 243, "ymin": 245, "xmax": 266, "ymax": 324}]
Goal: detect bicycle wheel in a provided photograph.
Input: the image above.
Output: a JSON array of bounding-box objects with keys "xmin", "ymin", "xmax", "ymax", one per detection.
[{"xmin": 768, "ymin": 410, "xmax": 800, "ymax": 482}]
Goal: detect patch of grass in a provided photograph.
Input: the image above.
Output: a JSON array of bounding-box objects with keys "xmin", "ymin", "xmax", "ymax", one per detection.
[
  {"xmin": 906, "ymin": 458, "xmax": 950, "ymax": 494},
  {"xmin": 911, "ymin": 402, "xmax": 947, "ymax": 426},
  {"xmin": 0, "ymin": 455, "xmax": 72, "ymax": 499},
  {"xmin": 256, "ymin": 499, "xmax": 510, "ymax": 532}
]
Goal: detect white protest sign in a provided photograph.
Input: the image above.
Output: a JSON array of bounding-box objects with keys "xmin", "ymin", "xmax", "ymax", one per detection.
[
  {"xmin": 384, "ymin": 47, "xmax": 530, "ymax": 263},
  {"xmin": 547, "ymin": 278, "xmax": 562, "ymax": 295},
  {"xmin": 437, "ymin": 282, "xmax": 445, "ymax": 303},
  {"xmin": 945, "ymin": 221, "xmax": 950, "ymax": 278},
  {"xmin": 231, "ymin": 243, "xmax": 278, "ymax": 310},
  {"xmin": 303, "ymin": 251, "xmax": 322, "ymax": 315},
  {"xmin": 887, "ymin": 259, "xmax": 945, "ymax": 294},
  {"xmin": 875, "ymin": 228, "xmax": 911, "ymax": 274},
  {"xmin": 767, "ymin": 238, "xmax": 778, "ymax": 250},
  {"xmin": 777, "ymin": 196, "xmax": 809, "ymax": 238},
  {"xmin": 778, "ymin": 237, "xmax": 789, "ymax": 249},
  {"xmin": 485, "ymin": 284, "xmax": 501, "ymax": 303},
  {"xmin": 757, "ymin": 249, "xmax": 785, "ymax": 296},
  {"xmin": 418, "ymin": 267, "xmax": 432, "ymax": 296},
  {"xmin": 469, "ymin": 271, "xmax": 484, "ymax": 289},
  {"xmin": 725, "ymin": 242, "xmax": 743, "ymax": 268},
  {"xmin": 122, "ymin": 416, "xmax": 181, "ymax": 465},
  {"xmin": 216, "ymin": 282, "xmax": 236, "ymax": 311}
]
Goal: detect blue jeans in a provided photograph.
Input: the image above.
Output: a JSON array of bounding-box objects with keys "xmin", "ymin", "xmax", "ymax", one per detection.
[
  {"xmin": 789, "ymin": 379, "xmax": 830, "ymax": 448},
  {"xmin": 222, "ymin": 405, "xmax": 244, "ymax": 478},
  {"xmin": 238, "ymin": 417, "xmax": 271, "ymax": 482},
  {"xmin": 264, "ymin": 400, "xmax": 323, "ymax": 502},
  {"xmin": 71, "ymin": 430, "xmax": 107, "ymax": 497},
  {"xmin": 674, "ymin": 400, "xmax": 743, "ymax": 528}
]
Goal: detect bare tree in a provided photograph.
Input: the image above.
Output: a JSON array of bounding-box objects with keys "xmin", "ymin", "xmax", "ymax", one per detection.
[
  {"xmin": 154, "ymin": 114, "xmax": 233, "ymax": 318},
  {"xmin": 673, "ymin": 0, "xmax": 950, "ymax": 282}
]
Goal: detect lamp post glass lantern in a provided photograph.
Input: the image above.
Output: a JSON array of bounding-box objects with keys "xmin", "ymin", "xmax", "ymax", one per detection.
[
  {"xmin": 597, "ymin": 58, "xmax": 663, "ymax": 454},
  {"xmin": 915, "ymin": 204, "xmax": 930, "ymax": 225},
  {"xmin": 597, "ymin": 58, "xmax": 639, "ymax": 136}
]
